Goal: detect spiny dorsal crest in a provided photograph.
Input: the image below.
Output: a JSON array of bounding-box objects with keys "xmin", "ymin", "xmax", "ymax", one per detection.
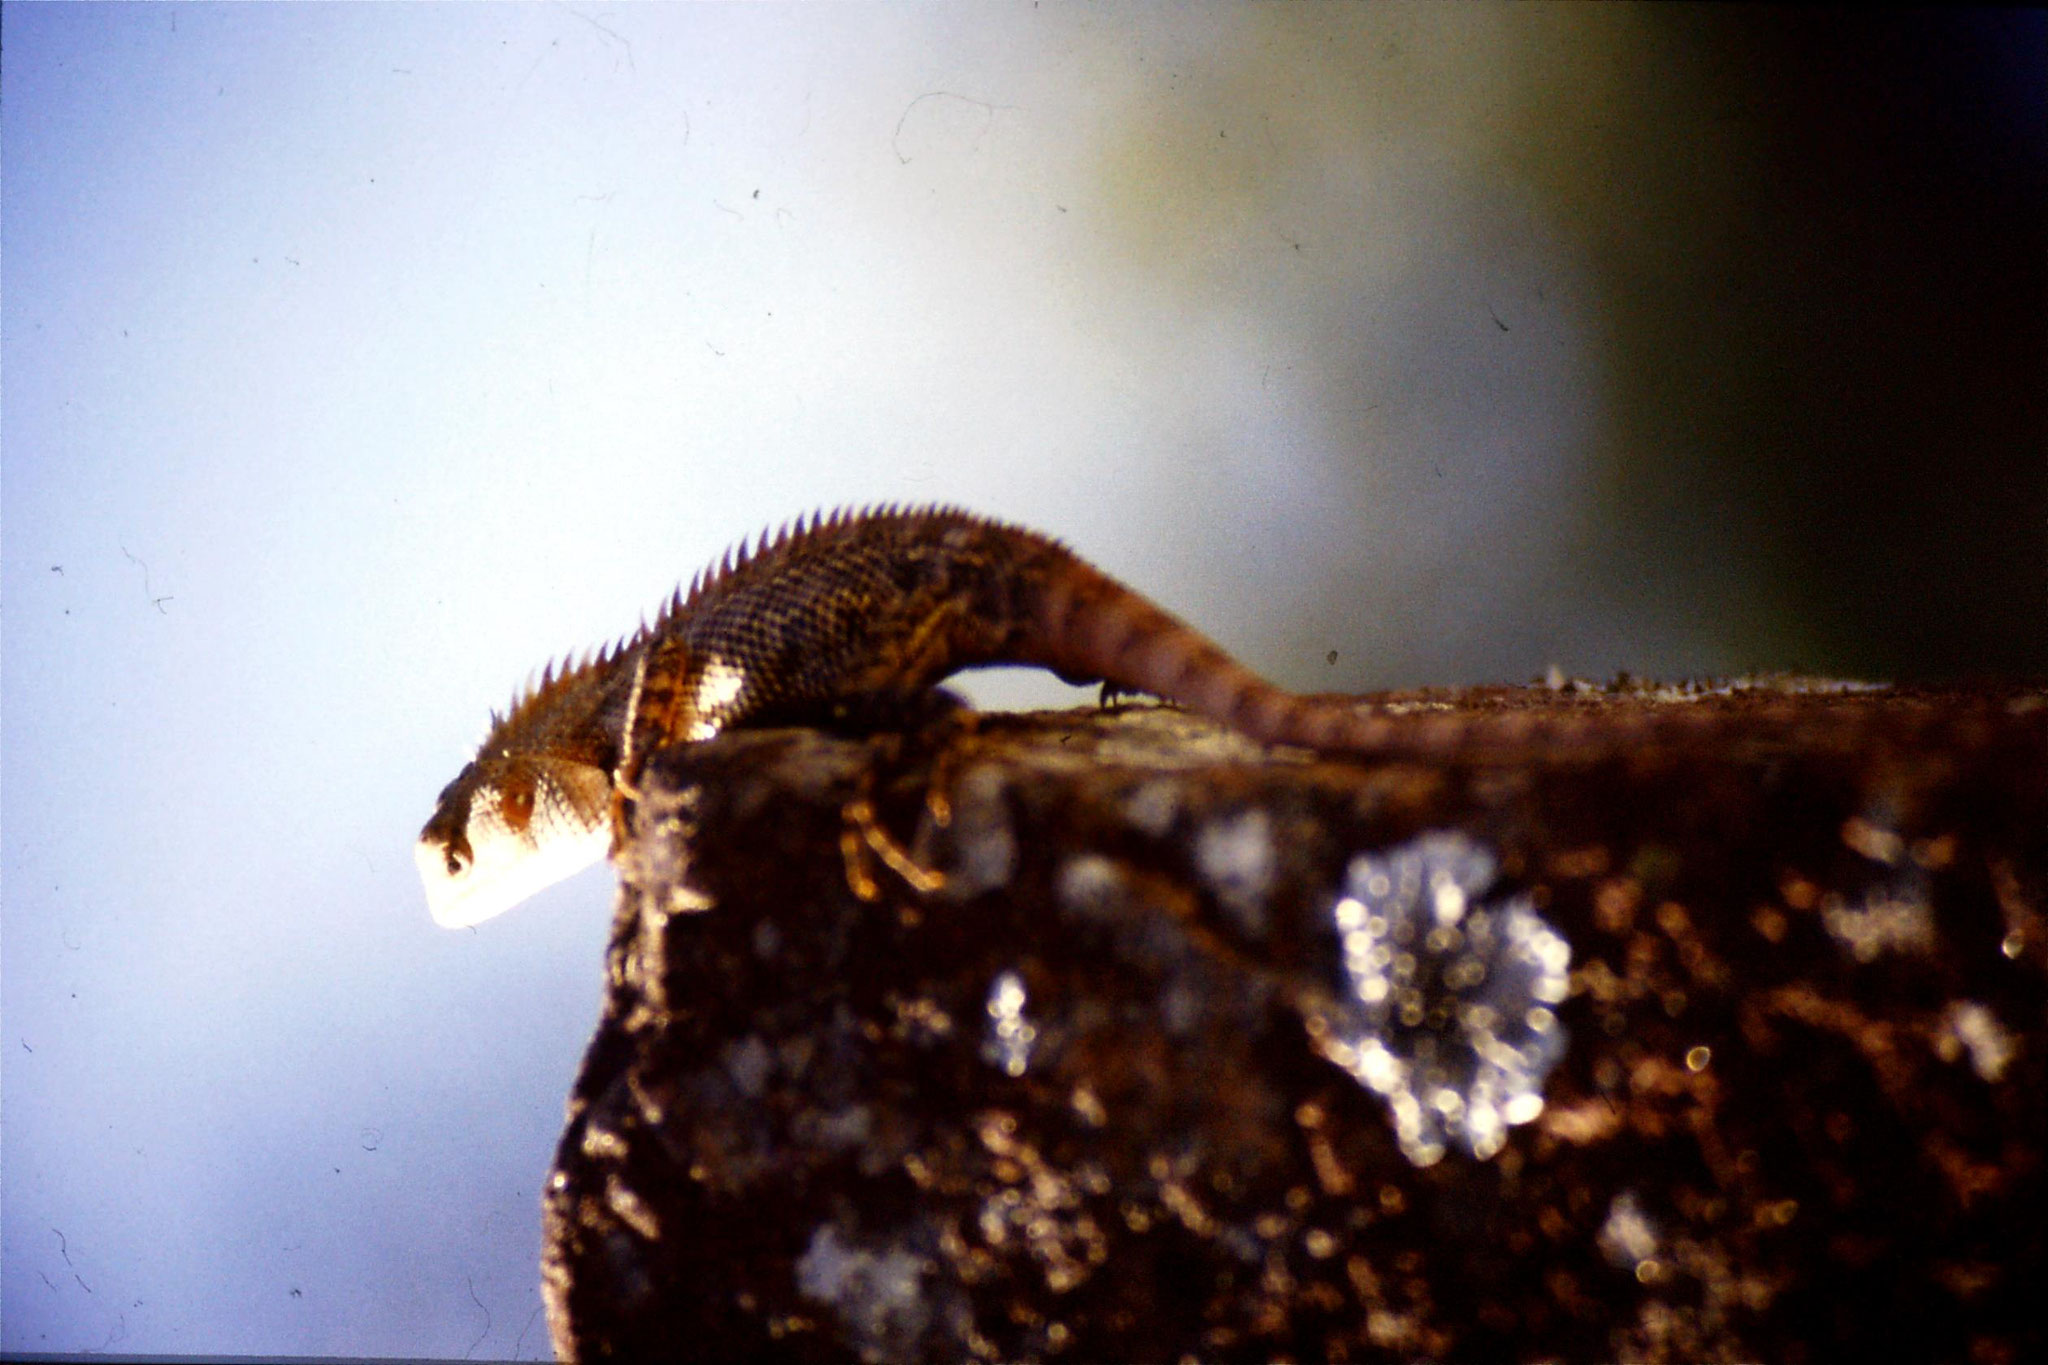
[{"xmin": 652, "ymin": 502, "xmax": 996, "ymax": 629}]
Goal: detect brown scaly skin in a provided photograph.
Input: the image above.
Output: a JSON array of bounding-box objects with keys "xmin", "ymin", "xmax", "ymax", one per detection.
[{"xmin": 417, "ymin": 505, "xmax": 1742, "ymax": 926}]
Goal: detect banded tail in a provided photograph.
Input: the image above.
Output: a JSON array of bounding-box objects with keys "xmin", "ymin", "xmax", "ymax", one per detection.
[{"xmin": 1012, "ymin": 548, "xmax": 1734, "ymax": 758}]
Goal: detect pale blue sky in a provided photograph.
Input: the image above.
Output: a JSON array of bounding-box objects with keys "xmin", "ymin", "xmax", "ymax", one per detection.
[{"xmin": 9, "ymin": 4, "xmax": 2026, "ymax": 1358}]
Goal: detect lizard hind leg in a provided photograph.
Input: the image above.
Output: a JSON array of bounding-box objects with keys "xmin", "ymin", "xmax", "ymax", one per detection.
[{"xmin": 1096, "ymin": 680, "xmax": 1145, "ymax": 710}]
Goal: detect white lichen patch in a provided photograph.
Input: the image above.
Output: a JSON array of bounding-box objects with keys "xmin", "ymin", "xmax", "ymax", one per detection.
[
  {"xmin": 1937, "ymin": 1000, "xmax": 2015, "ymax": 1083},
  {"xmin": 1821, "ymin": 881, "xmax": 1934, "ymax": 962},
  {"xmin": 937, "ymin": 764, "xmax": 1016, "ymax": 899},
  {"xmin": 1119, "ymin": 778, "xmax": 1183, "ymax": 838},
  {"xmin": 981, "ymin": 969, "xmax": 1039, "ymax": 1077},
  {"xmin": 1598, "ymin": 1190, "xmax": 1661, "ymax": 1273},
  {"xmin": 795, "ymin": 1225, "xmax": 931, "ymax": 1362},
  {"xmin": 1313, "ymin": 831, "xmax": 1572, "ymax": 1167},
  {"xmin": 1627, "ymin": 674, "xmax": 1888, "ymax": 699},
  {"xmin": 722, "ymin": 1035, "xmax": 774, "ymax": 1098},
  {"xmin": 1194, "ymin": 809, "xmax": 1276, "ymax": 937},
  {"xmin": 1056, "ymin": 854, "xmax": 1126, "ymax": 919}
]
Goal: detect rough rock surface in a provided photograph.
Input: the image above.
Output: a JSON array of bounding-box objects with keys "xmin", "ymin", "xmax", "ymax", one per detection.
[{"xmin": 542, "ymin": 681, "xmax": 2046, "ymax": 1363}]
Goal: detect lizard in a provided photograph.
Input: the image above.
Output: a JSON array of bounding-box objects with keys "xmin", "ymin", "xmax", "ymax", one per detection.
[{"xmin": 416, "ymin": 505, "xmax": 1678, "ymax": 927}]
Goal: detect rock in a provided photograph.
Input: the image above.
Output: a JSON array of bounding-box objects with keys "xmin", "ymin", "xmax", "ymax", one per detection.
[{"xmin": 543, "ymin": 681, "xmax": 2046, "ymax": 1363}]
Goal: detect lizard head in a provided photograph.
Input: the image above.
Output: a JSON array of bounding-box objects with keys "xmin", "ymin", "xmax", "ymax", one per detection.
[{"xmin": 415, "ymin": 753, "xmax": 613, "ymax": 928}]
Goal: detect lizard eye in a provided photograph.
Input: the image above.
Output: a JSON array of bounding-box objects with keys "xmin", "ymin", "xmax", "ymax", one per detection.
[{"xmin": 445, "ymin": 849, "xmax": 468, "ymax": 876}]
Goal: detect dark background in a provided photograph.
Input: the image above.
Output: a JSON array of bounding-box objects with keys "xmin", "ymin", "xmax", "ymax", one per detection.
[{"xmin": 1595, "ymin": 10, "xmax": 2044, "ymax": 678}]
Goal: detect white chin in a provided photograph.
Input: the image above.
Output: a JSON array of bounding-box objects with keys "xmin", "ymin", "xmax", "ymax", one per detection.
[{"xmin": 416, "ymin": 821, "xmax": 610, "ymax": 928}]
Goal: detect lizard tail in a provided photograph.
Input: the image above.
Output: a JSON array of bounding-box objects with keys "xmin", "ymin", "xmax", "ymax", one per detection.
[
  {"xmin": 1021, "ymin": 555, "xmax": 1417, "ymax": 752},
  {"xmin": 1018, "ymin": 552, "xmax": 1756, "ymax": 759}
]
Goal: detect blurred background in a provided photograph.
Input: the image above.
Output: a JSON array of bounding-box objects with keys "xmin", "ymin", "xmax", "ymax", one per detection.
[{"xmin": 3, "ymin": 5, "xmax": 2040, "ymax": 1358}]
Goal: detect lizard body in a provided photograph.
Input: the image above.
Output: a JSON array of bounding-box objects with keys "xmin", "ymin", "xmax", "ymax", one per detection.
[{"xmin": 417, "ymin": 506, "xmax": 1652, "ymax": 926}]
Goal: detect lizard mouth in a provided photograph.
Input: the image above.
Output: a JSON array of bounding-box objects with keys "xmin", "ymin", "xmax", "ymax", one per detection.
[
  {"xmin": 416, "ymin": 818, "xmax": 609, "ymax": 928},
  {"xmin": 416, "ymin": 763, "xmax": 614, "ymax": 928}
]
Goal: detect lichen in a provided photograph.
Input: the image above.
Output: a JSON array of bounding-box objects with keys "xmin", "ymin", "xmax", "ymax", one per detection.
[
  {"xmin": 794, "ymin": 1225, "xmax": 932, "ymax": 1363},
  {"xmin": 1313, "ymin": 831, "xmax": 1572, "ymax": 1166},
  {"xmin": 1195, "ymin": 809, "xmax": 1277, "ymax": 937},
  {"xmin": 981, "ymin": 969, "xmax": 1038, "ymax": 1077}
]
